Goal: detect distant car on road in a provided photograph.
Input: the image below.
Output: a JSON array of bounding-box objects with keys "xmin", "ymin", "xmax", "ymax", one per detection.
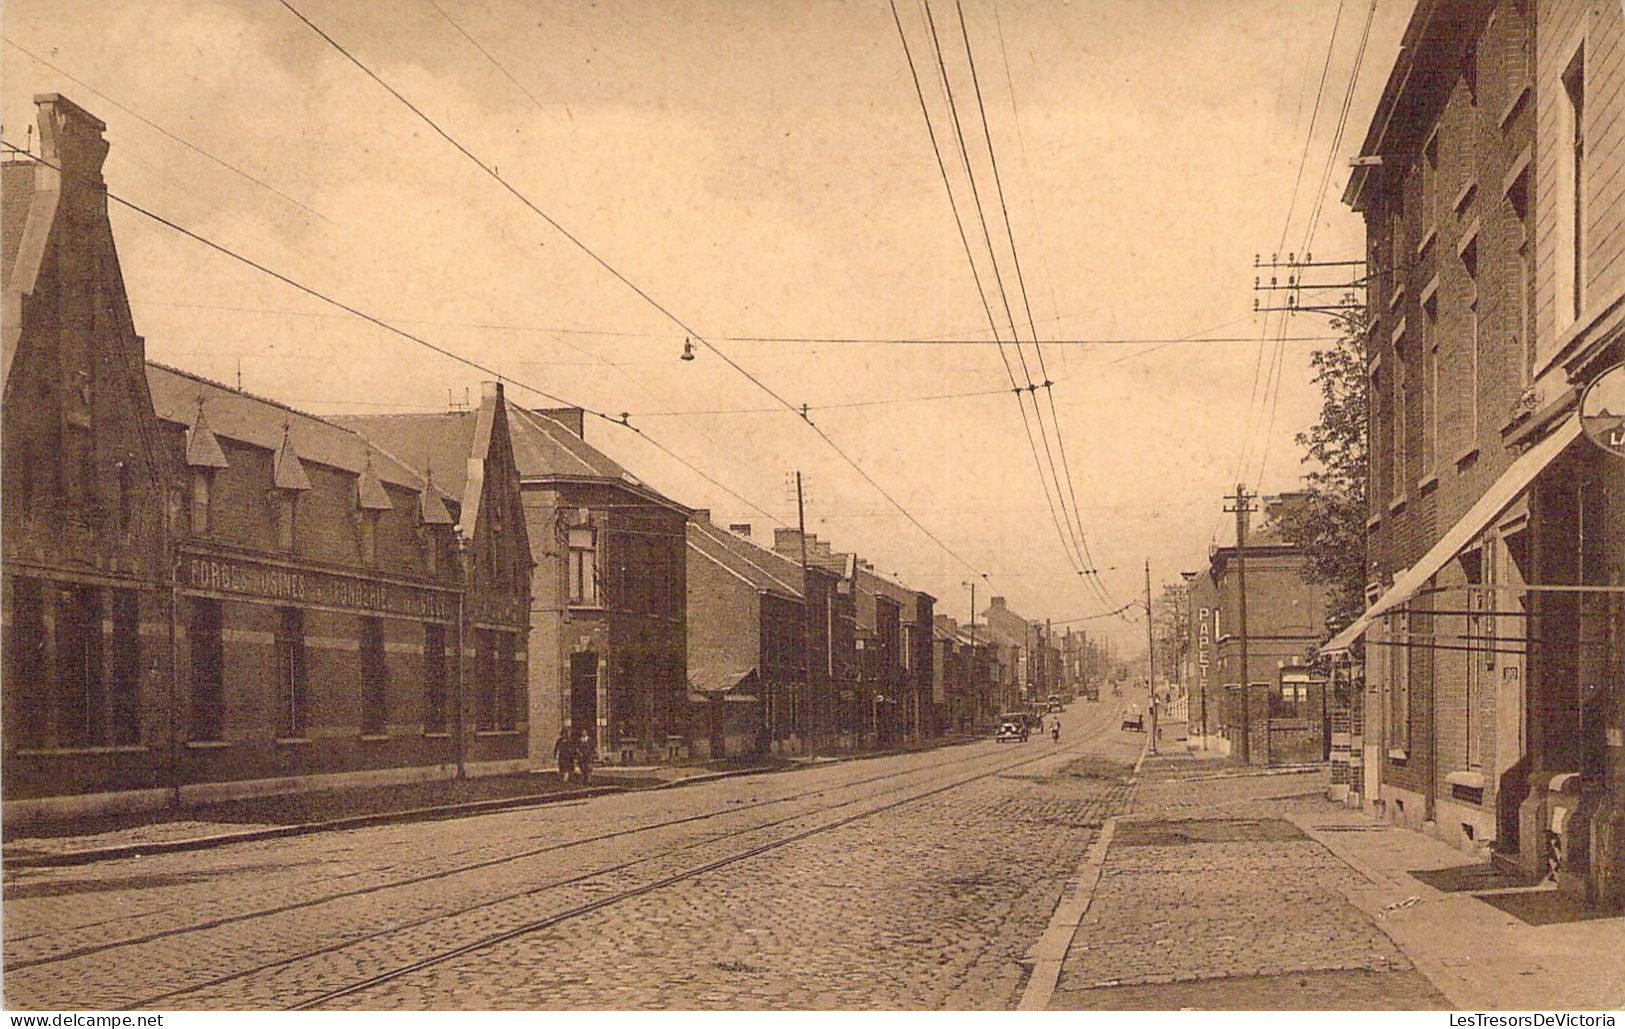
[
  {"xmin": 995, "ymin": 718, "xmax": 1030, "ymax": 743},
  {"xmin": 1121, "ymin": 706, "xmax": 1144, "ymax": 732}
]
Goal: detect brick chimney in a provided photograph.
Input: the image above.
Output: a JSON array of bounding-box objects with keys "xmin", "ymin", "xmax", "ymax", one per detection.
[
  {"xmin": 774, "ymin": 528, "xmax": 803, "ymax": 557},
  {"xmin": 691, "ymin": 509, "xmax": 710, "ymax": 524},
  {"xmin": 728, "ymin": 523, "xmax": 751, "ymax": 539},
  {"xmin": 536, "ymin": 407, "xmax": 585, "ymax": 438},
  {"xmin": 35, "ymin": 94, "xmax": 109, "ymax": 185}
]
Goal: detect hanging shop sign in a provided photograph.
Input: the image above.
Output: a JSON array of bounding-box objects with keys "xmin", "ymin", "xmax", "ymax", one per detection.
[{"xmin": 1579, "ymin": 361, "xmax": 1625, "ymax": 459}]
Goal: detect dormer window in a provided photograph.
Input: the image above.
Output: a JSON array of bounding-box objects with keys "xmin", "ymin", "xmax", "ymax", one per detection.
[
  {"xmin": 185, "ymin": 399, "xmax": 229, "ymax": 535},
  {"xmin": 355, "ymin": 451, "xmax": 393, "ymax": 566},
  {"xmin": 272, "ymin": 424, "xmax": 311, "ymax": 552},
  {"xmin": 418, "ymin": 470, "xmax": 455, "ymax": 575}
]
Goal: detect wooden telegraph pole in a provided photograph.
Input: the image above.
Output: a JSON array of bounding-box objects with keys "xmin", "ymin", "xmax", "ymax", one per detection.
[
  {"xmin": 1145, "ymin": 559, "xmax": 1157, "ymax": 755},
  {"xmin": 795, "ymin": 471, "xmax": 817, "ymax": 758},
  {"xmin": 1224, "ymin": 484, "xmax": 1255, "ymax": 764}
]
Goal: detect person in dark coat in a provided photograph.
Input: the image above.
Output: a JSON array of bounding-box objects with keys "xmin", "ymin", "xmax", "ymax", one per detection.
[
  {"xmin": 575, "ymin": 728, "xmax": 595, "ymax": 786},
  {"xmin": 552, "ymin": 731, "xmax": 574, "ymax": 784}
]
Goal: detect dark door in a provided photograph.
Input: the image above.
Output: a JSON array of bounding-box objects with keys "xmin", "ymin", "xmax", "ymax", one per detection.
[{"xmin": 570, "ymin": 652, "xmax": 598, "ymax": 737}]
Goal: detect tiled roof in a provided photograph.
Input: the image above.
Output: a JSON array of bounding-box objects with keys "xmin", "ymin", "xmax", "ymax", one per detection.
[
  {"xmin": 504, "ymin": 403, "xmax": 632, "ymax": 481},
  {"xmin": 145, "ymin": 362, "xmax": 439, "ymax": 497},
  {"xmin": 687, "ymin": 518, "xmax": 804, "ymax": 600},
  {"xmin": 339, "ymin": 402, "xmax": 688, "ymax": 515},
  {"xmin": 328, "ymin": 411, "xmax": 479, "ymax": 500}
]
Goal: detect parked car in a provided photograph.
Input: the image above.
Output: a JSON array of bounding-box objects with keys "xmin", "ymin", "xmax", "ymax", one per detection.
[
  {"xmin": 1121, "ymin": 708, "xmax": 1144, "ymax": 732},
  {"xmin": 995, "ymin": 718, "xmax": 1029, "ymax": 743}
]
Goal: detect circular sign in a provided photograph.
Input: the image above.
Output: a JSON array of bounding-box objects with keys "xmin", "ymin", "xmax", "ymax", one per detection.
[{"xmin": 1579, "ymin": 361, "xmax": 1625, "ymax": 458}]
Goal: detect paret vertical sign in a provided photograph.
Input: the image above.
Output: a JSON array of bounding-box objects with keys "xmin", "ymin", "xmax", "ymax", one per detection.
[{"xmin": 1197, "ymin": 606, "xmax": 1211, "ymax": 690}]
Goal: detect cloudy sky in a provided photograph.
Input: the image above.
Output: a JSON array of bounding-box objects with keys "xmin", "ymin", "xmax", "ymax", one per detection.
[{"xmin": 3, "ymin": 0, "xmax": 1412, "ymax": 654}]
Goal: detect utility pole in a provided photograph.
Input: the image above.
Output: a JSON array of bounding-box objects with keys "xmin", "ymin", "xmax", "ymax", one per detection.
[
  {"xmin": 1145, "ymin": 559, "xmax": 1158, "ymax": 755},
  {"xmin": 795, "ymin": 471, "xmax": 816, "ymax": 758},
  {"xmin": 1224, "ymin": 484, "xmax": 1255, "ymax": 764},
  {"xmin": 963, "ymin": 580, "xmax": 976, "ymax": 730}
]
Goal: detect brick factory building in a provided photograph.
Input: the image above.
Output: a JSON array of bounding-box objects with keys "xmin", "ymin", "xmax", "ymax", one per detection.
[
  {"xmin": 2, "ymin": 96, "xmax": 532, "ymax": 823},
  {"xmin": 342, "ymin": 401, "xmax": 694, "ymax": 770}
]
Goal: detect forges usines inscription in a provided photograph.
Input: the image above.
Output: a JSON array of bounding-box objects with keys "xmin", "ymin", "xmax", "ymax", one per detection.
[{"xmin": 186, "ymin": 555, "xmax": 452, "ymax": 620}]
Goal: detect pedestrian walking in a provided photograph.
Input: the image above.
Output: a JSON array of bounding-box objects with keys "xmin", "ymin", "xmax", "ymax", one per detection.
[
  {"xmin": 575, "ymin": 728, "xmax": 595, "ymax": 786},
  {"xmin": 1051, "ymin": 720, "xmax": 1060, "ymax": 743},
  {"xmin": 552, "ymin": 730, "xmax": 574, "ymax": 784}
]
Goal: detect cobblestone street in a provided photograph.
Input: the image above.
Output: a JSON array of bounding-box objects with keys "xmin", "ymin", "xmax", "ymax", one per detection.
[
  {"xmin": 11, "ymin": 704, "xmax": 1605, "ymax": 1011},
  {"xmin": 3, "ymin": 700, "xmax": 1140, "ymax": 1010}
]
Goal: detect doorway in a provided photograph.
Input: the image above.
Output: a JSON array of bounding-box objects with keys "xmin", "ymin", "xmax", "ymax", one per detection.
[{"xmin": 569, "ymin": 651, "xmax": 598, "ymax": 741}]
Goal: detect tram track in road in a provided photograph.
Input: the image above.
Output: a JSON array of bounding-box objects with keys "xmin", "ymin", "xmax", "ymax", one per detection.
[
  {"xmin": 8, "ymin": 733, "xmax": 1018, "ymax": 974},
  {"xmin": 117, "ymin": 707, "xmax": 1124, "ymax": 1011},
  {"xmin": 289, "ymin": 715, "xmax": 1124, "ymax": 1011}
]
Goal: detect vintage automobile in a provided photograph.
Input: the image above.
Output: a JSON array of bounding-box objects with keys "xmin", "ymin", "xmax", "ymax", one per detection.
[
  {"xmin": 995, "ymin": 718, "xmax": 1030, "ymax": 743},
  {"xmin": 1121, "ymin": 708, "xmax": 1145, "ymax": 732}
]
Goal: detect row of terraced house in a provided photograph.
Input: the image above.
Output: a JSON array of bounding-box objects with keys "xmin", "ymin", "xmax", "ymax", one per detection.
[
  {"xmin": 0, "ymin": 93, "xmax": 1026, "ymax": 824},
  {"xmin": 1322, "ymin": 0, "xmax": 1625, "ymax": 910}
]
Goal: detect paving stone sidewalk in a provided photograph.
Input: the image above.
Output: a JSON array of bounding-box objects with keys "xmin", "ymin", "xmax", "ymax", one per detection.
[{"xmin": 1044, "ymin": 750, "xmax": 1623, "ymax": 1010}]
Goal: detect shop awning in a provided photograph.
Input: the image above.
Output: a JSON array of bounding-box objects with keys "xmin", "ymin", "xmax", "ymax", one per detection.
[{"xmin": 1321, "ymin": 413, "xmax": 1582, "ymax": 655}]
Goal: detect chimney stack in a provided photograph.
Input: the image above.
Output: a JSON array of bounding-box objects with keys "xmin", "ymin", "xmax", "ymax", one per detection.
[
  {"xmin": 536, "ymin": 407, "xmax": 585, "ymax": 439},
  {"xmin": 728, "ymin": 523, "xmax": 751, "ymax": 539},
  {"xmin": 35, "ymin": 94, "xmax": 109, "ymax": 184}
]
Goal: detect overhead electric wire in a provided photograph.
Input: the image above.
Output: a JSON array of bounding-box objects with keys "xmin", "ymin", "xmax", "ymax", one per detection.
[
  {"xmin": 3, "ymin": 37, "xmax": 331, "ymax": 225},
  {"xmin": 1047, "ymin": 602, "xmax": 1140, "ymax": 626},
  {"xmin": 1235, "ymin": 0, "xmax": 1347, "ymax": 488},
  {"xmin": 887, "ymin": 0, "xmax": 1077, "ymax": 584},
  {"xmin": 951, "ymin": 0, "xmax": 1117, "ymax": 612},
  {"xmin": 1254, "ymin": 0, "xmax": 1377, "ymax": 489},
  {"xmin": 133, "ymin": 299, "xmax": 1338, "ymax": 345},
  {"xmin": 277, "ymin": 0, "xmax": 988, "ymax": 580},
  {"xmin": 910, "ymin": 0, "xmax": 1091, "ymax": 582},
  {"xmin": 0, "ymin": 142, "xmax": 781, "ymax": 528}
]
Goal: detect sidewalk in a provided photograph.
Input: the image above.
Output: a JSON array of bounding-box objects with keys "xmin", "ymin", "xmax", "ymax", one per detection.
[
  {"xmin": 1291, "ymin": 799, "xmax": 1625, "ymax": 1010},
  {"xmin": 0, "ymin": 763, "xmax": 768, "ymax": 868},
  {"xmin": 2, "ymin": 732, "xmax": 986, "ymax": 868},
  {"xmin": 1135, "ymin": 720, "xmax": 1325, "ymax": 782},
  {"xmin": 1039, "ymin": 749, "xmax": 1624, "ymax": 1010}
]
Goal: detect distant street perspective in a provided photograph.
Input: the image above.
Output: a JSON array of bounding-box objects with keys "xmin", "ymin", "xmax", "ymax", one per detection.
[{"xmin": 3, "ymin": 0, "xmax": 1624, "ymax": 1013}]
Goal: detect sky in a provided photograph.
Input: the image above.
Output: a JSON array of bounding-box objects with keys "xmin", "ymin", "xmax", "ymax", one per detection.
[{"xmin": 1, "ymin": 0, "xmax": 1414, "ymax": 655}]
